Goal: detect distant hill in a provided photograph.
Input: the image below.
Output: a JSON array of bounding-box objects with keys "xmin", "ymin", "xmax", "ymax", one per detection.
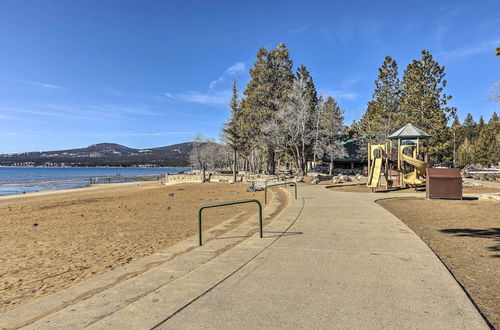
[{"xmin": 0, "ymin": 142, "xmax": 195, "ymax": 167}]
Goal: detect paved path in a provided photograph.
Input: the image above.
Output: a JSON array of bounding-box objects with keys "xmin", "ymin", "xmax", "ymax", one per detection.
[{"xmin": 158, "ymin": 185, "xmax": 488, "ymax": 329}]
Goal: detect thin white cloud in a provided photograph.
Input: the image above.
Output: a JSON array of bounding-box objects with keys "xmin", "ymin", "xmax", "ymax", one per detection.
[
  {"xmin": 320, "ymin": 90, "xmax": 359, "ymax": 101},
  {"xmin": 0, "ymin": 102, "xmax": 161, "ymax": 124},
  {"xmin": 120, "ymin": 131, "xmax": 193, "ymax": 137},
  {"xmin": 0, "ymin": 113, "xmax": 18, "ymax": 120},
  {"xmin": 341, "ymin": 78, "xmax": 360, "ymax": 89},
  {"xmin": 320, "ymin": 20, "xmax": 354, "ymax": 44},
  {"xmin": 209, "ymin": 76, "xmax": 225, "ymax": 89},
  {"xmin": 225, "ymin": 62, "xmax": 246, "ymax": 75},
  {"xmin": 439, "ymin": 38, "xmax": 500, "ymax": 60},
  {"xmin": 171, "ymin": 90, "xmax": 231, "ymax": 106},
  {"xmin": 30, "ymin": 81, "xmax": 65, "ymax": 89},
  {"xmin": 209, "ymin": 62, "xmax": 246, "ymax": 89},
  {"xmin": 8, "ymin": 79, "xmax": 66, "ymax": 89},
  {"xmin": 290, "ymin": 24, "xmax": 311, "ymax": 33},
  {"xmin": 320, "ymin": 78, "xmax": 360, "ymax": 101}
]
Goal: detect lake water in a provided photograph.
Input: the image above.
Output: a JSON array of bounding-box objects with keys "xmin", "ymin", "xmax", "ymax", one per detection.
[{"xmin": 0, "ymin": 166, "xmax": 191, "ymax": 196}]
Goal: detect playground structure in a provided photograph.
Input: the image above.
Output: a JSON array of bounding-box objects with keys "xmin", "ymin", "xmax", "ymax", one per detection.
[{"xmin": 367, "ymin": 124, "xmax": 431, "ymax": 190}]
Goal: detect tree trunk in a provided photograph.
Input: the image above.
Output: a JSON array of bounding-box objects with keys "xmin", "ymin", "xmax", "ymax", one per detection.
[
  {"xmin": 329, "ymin": 154, "xmax": 334, "ymax": 175},
  {"xmin": 232, "ymin": 148, "xmax": 237, "ymax": 184},
  {"xmin": 202, "ymin": 166, "xmax": 206, "ymax": 183},
  {"xmin": 267, "ymin": 146, "xmax": 275, "ymax": 175},
  {"xmin": 301, "ymin": 140, "xmax": 307, "ymax": 176}
]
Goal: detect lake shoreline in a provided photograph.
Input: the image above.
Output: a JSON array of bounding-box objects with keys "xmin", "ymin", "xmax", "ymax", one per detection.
[{"xmin": 0, "ymin": 166, "xmax": 190, "ymax": 196}]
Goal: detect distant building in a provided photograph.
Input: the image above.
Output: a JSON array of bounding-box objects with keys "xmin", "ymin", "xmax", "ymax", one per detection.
[{"xmin": 322, "ymin": 131, "xmax": 368, "ymax": 170}]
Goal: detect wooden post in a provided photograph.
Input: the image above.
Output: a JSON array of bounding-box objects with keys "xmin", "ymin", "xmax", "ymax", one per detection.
[
  {"xmin": 385, "ymin": 142, "xmax": 389, "ymax": 190},
  {"xmin": 398, "ymin": 138, "xmax": 403, "ymax": 188},
  {"xmin": 367, "ymin": 144, "xmax": 371, "ymax": 180}
]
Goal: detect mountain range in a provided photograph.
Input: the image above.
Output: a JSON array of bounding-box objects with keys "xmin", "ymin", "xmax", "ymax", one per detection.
[{"xmin": 0, "ymin": 142, "xmax": 194, "ymax": 167}]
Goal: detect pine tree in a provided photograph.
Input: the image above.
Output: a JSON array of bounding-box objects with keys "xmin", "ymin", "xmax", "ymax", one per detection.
[
  {"xmin": 478, "ymin": 115, "xmax": 485, "ymax": 131},
  {"xmin": 462, "ymin": 113, "xmax": 477, "ymax": 142},
  {"xmin": 474, "ymin": 112, "xmax": 500, "ymax": 165},
  {"xmin": 239, "ymin": 43, "xmax": 294, "ymax": 174},
  {"xmin": 223, "ymin": 80, "xmax": 243, "ymax": 183},
  {"xmin": 456, "ymin": 138, "xmax": 475, "ymax": 167},
  {"xmin": 451, "ymin": 116, "xmax": 461, "ymax": 167},
  {"xmin": 362, "ymin": 56, "xmax": 401, "ymax": 142},
  {"xmin": 400, "ymin": 50, "xmax": 456, "ymax": 164}
]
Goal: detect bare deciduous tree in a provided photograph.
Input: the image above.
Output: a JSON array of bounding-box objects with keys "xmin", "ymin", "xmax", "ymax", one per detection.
[
  {"xmin": 325, "ymin": 141, "xmax": 348, "ymax": 175},
  {"xmin": 189, "ymin": 134, "xmax": 225, "ymax": 182},
  {"xmin": 320, "ymin": 97, "xmax": 346, "ymax": 174},
  {"xmin": 277, "ymin": 78, "xmax": 313, "ymax": 175}
]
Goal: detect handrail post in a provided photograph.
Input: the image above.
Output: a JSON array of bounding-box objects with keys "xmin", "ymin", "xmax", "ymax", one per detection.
[
  {"xmin": 258, "ymin": 201, "xmax": 263, "ymax": 238},
  {"xmin": 198, "ymin": 208, "xmax": 203, "ymax": 246}
]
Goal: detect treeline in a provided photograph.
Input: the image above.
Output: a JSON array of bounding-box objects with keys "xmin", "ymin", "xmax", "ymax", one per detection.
[
  {"xmin": 190, "ymin": 45, "xmax": 498, "ymax": 179},
  {"xmin": 359, "ymin": 51, "xmax": 499, "ymax": 167},
  {"xmin": 451, "ymin": 113, "xmax": 499, "ymax": 167},
  {"xmin": 222, "ymin": 43, "xmax": 346, "ymax": 179},
  {"xmin": 359, "ymin": 51, "xmax": 457, "ymax": 165}
]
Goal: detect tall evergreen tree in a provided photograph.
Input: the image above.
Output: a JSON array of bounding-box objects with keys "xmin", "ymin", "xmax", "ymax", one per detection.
[
  {"xmin": 451, "ymin": 116, "xmax": 461, "ymax": 167},
  {"xmin": 462, "ymin": 113, "xmax": 477, "ymax": 142},
  {"xmin": 223, "ymin": 80, "xmax": 243, "ymax": 183},
  {"xmin": 362, "ymin": 56, "xmax": 401, "ymax": 142},
  {"xmin": 239, "ymin": 43, "xmax": 294, "ymax": 174},
  {"xmin": 400, "ymin": 50, "xmax": 456, "ymax": 164},
  {"xmin": 474, "ymin": 112, "xmax": 500, "ymax": 165},
  {"xmin": 456, "ymin": 138, "xmax": 475, "ymax": 167}
]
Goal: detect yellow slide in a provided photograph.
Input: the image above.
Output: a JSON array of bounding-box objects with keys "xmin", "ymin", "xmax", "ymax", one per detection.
[
  {"xmin": 401, "ymin": 153, "xmax": 427, "ymax": 186},
  {"xmin": 367, "ymin": 157, "xmax": 383, "ymax": 188}
]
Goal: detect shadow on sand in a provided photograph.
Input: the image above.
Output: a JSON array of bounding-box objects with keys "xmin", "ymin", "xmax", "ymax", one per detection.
[{"xmin": 440, "ymin": 227, "xmax": 500, "ymax": 258}]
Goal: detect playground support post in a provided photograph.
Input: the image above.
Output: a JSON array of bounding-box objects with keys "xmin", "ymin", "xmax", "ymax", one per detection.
[{"xmin": 198, "ymin": 199, "xmax": 262, "ymax": 246}]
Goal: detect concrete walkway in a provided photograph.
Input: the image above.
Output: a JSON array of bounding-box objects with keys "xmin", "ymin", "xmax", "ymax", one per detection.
[
  {"xmin": 6, "ymin": 185, "xmax": 488, "ymax": 329},
  {"xmin": 158, "ymin": 185, "xmax": 488, "ymax": 329}
]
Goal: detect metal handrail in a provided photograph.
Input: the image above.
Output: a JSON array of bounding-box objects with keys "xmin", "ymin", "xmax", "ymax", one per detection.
[
  {"xmin": 198, "ymin": 199, "xmax": 262, "ymax": 246},
  {"xmin": 264, "ymin": 177, "xmax": 281, "ymax": 186},
  {"xmin": 265, "ymin": 182, "xmax": 297, "ymax": 204}
]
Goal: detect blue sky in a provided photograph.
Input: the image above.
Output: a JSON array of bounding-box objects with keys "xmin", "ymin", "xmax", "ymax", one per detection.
[{"xmin": 0, "ymin": 0, "xmax": 499, "ymax": 153}]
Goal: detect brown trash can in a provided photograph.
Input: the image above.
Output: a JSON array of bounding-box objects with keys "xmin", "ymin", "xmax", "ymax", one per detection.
[{"xmin": 426, "ymin": 168, "xmax": 462, "ymax": 200}]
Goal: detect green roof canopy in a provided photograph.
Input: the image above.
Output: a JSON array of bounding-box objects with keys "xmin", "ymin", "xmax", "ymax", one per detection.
[{"xmin": 387, "ymin": 123, "xmax": 432, "ymax": 140}]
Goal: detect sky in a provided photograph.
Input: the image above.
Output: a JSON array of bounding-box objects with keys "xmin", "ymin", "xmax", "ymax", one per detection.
[{"xmin": 0, "ymin": 0, "xmax": 499, "ymax": 153}]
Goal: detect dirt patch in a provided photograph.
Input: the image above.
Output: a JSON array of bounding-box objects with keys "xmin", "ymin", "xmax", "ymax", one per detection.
[
  {"xmin": 377, "ymin": 197, "xmax": 500, "ymax": 328},
  {"xmin": 0, "ymin": 181, "xmax": 281, "ymax": 312},
  {"xmin": 329, "ymin": 184, "xmax": 500, "ymax": 194}
]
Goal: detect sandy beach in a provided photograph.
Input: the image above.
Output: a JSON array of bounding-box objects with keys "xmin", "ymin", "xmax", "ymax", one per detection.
[{"xmin": 0, "ymin": 180, "xmax": 283, "ymax": 312}]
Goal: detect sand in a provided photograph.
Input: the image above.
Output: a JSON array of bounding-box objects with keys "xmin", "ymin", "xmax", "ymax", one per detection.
[
  {"xmin": 377, "ymin": 197, "xmax": 500, "ymax": 328},
  {"xmin": 0, "ymin": 181, "xmax": 284, "ymax": 312}
]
